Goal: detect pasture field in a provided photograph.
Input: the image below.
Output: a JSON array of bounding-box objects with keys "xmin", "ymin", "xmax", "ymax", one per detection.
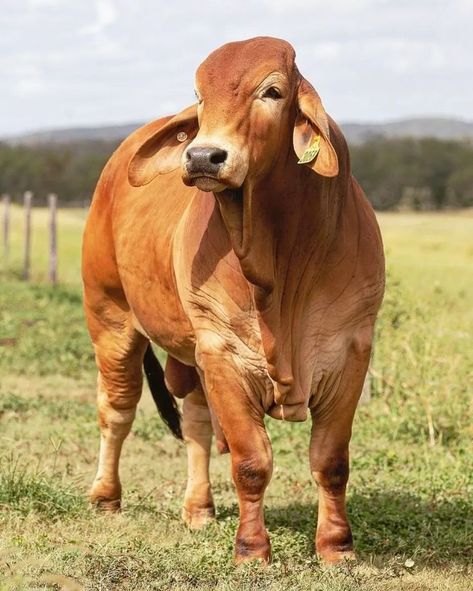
[{"xmin": 0, "ymin": 206, "xmax": 472, "ymax": 590}]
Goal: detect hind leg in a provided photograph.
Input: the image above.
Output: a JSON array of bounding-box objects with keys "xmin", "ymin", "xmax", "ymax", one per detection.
[
  {"xmin": 85, "ymin": 298, "xmax": 147, "ymax": 512},
  {"xmin": 182, "ymin": 380, "xmax": 216, "ymax": 528}
]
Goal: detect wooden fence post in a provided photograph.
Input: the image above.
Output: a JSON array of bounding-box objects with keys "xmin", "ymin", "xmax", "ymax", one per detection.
[
  {"xmin": 2, "ymin": 194, "xmax": 9, "ymax": 265},
  {"xmin": 23, "ymin": 191, "xmax": 33, "ymax": 281},
  {"xmin": 48, "ymin": 193, "xmax": 58, "ymax": 285},
  {"xmin": 360, "ymin": 370, "xmax": 371, "ymax": 404}
]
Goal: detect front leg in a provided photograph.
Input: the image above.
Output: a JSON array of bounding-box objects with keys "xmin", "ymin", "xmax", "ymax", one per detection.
[
  {"xmin": 197, "ymin": 340, "xmax": 273, "ymax": 563},
  {"xmin": 309, "ymin": 420, "xmax": 354, "ymax": 564},
  {"xmin": 310, "ymin": 332, "xmax": 372, "ymax": 563}
]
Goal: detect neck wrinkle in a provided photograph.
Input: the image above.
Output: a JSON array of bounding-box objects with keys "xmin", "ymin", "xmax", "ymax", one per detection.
[
  {"xmin": 238, "ymin": 158, "xmax": 347, "ymax": 396},
  {"xmin": 241, "ymin": 153, "xmax": 346, "ymax": 294}
]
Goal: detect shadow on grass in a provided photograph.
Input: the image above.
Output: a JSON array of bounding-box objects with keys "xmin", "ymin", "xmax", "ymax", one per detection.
[{"xmin": 264, "ymin": 490, "xmax": 472, "ymax": 566}]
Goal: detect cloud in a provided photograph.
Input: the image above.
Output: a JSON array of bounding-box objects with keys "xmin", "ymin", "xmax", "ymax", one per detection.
[
  {"xmin": 312, "ymin": 42, "xmax": 341, "ymax": 61},
  {"xmin": 79, "ymin": 0, "xmax": 117, "ymax": 35},
  {"xmin": 0, "ymin": 0, "xmax": 472, "ymax": 135},
  {"xmin": 14, "ymin": 65, "xmax": 46, "ymax": 97},
  {"xmin": 28, "ymin": 0, "xmax": 64, "ymax": 6}
]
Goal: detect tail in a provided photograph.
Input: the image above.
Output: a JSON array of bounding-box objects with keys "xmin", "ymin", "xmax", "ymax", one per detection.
[{"xmin": 143, "ymin": 344, "xmax": 183, "ymax": 440}]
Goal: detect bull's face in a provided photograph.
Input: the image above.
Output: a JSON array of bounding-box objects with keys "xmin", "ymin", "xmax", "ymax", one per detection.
[
  {"xmin": 128, "ymin": 37, "xmax": 339, "ymax": 193},
  {"xmin": 182, "ymin": 38, "xmax": 299, "ymax": 193}
]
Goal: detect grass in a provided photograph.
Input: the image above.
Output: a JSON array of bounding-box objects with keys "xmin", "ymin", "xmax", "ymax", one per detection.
[
  {"xmin": 0, "ymin": 454, "xmax": 86, "ymax": 519},
  {"xmin": 0, "ymin": 206, "xmax": 472, "ymax": 590},
  {"xmin": 0, "ymin": 205, "xmax": 86, "ymax": 284}
]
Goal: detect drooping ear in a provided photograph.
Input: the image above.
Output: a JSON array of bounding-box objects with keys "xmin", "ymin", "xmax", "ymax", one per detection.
[
  {"xmin": 293, "ymin": 77, "xmax": 339, "ymax": 177},
  {"xmin": 128, "ymin": 104, "xmax": 198, "ymax": 187}
]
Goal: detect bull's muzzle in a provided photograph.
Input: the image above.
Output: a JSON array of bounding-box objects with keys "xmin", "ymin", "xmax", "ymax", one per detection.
[
  {"xmin": 182, "ymin": 140, "xmax": 248, "ymax": 193},
  {"xmin": 186, "ymin": 146, "xmax": 228, "ymax": 175},
  {"xmin": 182, "ymin": 146, "xmax": 229, "ymax": 192}
]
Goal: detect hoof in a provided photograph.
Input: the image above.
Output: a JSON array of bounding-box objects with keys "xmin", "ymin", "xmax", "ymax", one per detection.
[
  {"xmin": 91, "ymin": 496, "xmax": 121, "ymax": 513},
  {"xmin": 316, "ymin": 523, "xmax": 354, "ymax": 564},
  {"xmin": 235, "ymin": 534, "xmax": 271, "ymax": 564},
  {"xmin": 318, "ymin": 549, "xmax": 356, "ymax": 565},
  {"xmin": 182, "ymin": 506, "xmax": 215, "ymax": 529},
  {"xmin": 90, "ymin": 478, "xmax": 121, "ymax": 513},
  {"xmin": 90, "ymin": 482, "xmax": 121, "ymax": 513}
]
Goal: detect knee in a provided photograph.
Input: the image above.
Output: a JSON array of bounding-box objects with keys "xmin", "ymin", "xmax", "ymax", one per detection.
[
  {"xmin": 313, "ymin": 456, "xmax": 349, "ymax": 494},
  {"xmin": 234, "ymin": 455, "xmax": 272, "ymax": 498},
  {"xmin": 97, "ymin": 383, "xmax": 137, "ymax": 428},
  {"xmin": 98, "ymin": 370, "xmax": 142, "ymax": 411}
]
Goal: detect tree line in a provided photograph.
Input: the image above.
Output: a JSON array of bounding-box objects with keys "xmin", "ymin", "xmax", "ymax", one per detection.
[
  {"xmin": 0, "ymin": 136, "xmax": 472, "ymax": 209},
  {"xmin": 0, "ymin": 140, "xmax": 117, "ymax": 206},
  {"xmin": 351, "ymin": 137, "xmax": 473, "ymax": 210}
]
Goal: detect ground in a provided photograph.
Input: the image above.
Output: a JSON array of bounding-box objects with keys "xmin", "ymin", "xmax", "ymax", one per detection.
[{"xmin": 0, "ymin": 206, "xmax": 472, "ymax": 590}]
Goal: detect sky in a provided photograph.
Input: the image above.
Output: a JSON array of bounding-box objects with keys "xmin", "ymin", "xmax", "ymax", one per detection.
[{"xmin": 1, "ymin": 0, "xmax": 472, "ymax": 136}]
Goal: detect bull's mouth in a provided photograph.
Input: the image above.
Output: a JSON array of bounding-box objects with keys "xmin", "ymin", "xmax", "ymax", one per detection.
[{"xmin": 187, "ymin": 175, "xmax": 227, "ymax": 192}]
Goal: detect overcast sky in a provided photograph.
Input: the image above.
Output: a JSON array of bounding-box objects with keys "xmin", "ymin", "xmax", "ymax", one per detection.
[{"xmin": 1, "ymin": 0, "xmax": 472, "ymax": 136}]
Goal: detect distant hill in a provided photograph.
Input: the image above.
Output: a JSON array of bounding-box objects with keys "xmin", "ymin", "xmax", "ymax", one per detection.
[
  {"xmin": 3, "ymin": 117, "xmax": 473, "ymax": 146},
  {"xmin": 3, "ymin": 123, "xmax": 143, "ymax": 146},
  {"xmin": 341, "ymin": 117, "xmax": 473, "ymax": 144}
]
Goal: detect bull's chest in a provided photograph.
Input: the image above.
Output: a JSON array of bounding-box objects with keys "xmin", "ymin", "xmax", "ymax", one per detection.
[{"xmin": 171, "ymin": 198, "xmax": 346, "ymax": 421}]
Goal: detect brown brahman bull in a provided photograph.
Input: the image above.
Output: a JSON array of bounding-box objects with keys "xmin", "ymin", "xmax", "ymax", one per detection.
[{"xmin": 82, "ymin": 36, "xmax": 385, "ymax": 564}]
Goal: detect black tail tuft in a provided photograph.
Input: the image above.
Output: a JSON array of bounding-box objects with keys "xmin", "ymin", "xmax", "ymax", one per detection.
[{"xmin": 143, "ymin": 344, "xmax": 183, "ymax": 440}]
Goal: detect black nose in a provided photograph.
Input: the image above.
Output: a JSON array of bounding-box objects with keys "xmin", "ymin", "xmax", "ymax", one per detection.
[{"xmin": 186, "ymin": 147, "xmax": 227, "ymax": 175}]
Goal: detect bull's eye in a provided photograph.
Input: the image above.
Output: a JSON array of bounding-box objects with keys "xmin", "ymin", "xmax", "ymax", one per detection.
[
  {"xmin": 194, "ymin": 90, "xmax": 203, "ymax": 104},
  {"xmin": 262, "ymin": 86, "xmax": 282, "ymax": 100}
]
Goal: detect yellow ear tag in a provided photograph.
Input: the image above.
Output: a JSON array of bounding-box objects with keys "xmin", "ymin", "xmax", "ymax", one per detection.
[{"xmin": 298, "ymin": 135, "xmax": 321, "ymax": 164}]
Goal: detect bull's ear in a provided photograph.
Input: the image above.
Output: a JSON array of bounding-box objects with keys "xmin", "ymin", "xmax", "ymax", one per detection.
[
  {"xmin": 293, "ymin": 77, "xmax": 339, "ymax": 177},
  {"xmin": 128, "ymin": 104, "xmax": 198, "ymax": 187}
]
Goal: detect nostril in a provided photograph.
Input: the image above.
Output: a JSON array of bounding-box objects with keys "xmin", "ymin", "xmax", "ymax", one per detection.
[
  {"xmin": 186, "ymin": 147, "xmax": 227, "ymax": 172},
  {"xmin": 210, "ymin": 149, "xmax": 227, "ymax": 165}
]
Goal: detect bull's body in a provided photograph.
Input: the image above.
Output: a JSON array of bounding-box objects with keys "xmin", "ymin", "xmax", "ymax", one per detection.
[{"xmin": 82, "ymin": 37, "xmax": 385, "ymax": 563}]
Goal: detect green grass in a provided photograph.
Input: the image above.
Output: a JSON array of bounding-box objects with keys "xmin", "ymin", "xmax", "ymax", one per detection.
[
  {"xmin": 0, "ymin": 207, "xmax": 472, "ymax": 590},
  {"xmin": 0, "ymin": 205, "xmax": 86, "ymax": 284},
  {"xmin": 0, "ymin": 281, "xmax": 94, "ymax": 378},
  {"xmin": 0, "ymin": 454, "xmax": 86, "ymax": 519}
]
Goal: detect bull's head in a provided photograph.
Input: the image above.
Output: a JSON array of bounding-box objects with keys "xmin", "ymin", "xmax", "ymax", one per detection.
[
  {"xmin": 129, "ymin": 36, "xmax": 339, "ymax": 261},
  {"xmin": 129, "ymin": 37, "xmax": 338, "ymax": 187}
]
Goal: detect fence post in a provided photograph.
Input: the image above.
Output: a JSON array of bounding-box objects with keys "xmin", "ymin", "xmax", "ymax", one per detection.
[
  {"xmin": 360, "ymin": 371, "xmax": 371, "ymax": 404},
  {"xmin": 2, "ymin": 194, "xmax": 9, "ymax": 265},
  {"xmin": 48, "ymin": 193, "xmax": 58, "ymax": 285},
  {"xmin": 23, "ymin": 191, "xmax": 33, "ymax": 281}
]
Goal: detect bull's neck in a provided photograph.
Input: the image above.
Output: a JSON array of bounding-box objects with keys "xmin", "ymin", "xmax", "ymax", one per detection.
[
  {"xmin": 215, "ymin": 155, "xmax": 348, "ymax": 388},
  {"xmin": 234, "ymin": 160, "xmax": 345, "ymax": 295}
]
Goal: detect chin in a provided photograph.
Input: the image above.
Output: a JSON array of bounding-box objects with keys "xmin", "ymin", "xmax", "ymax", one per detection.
[{"xmin": 191, "ymin": 177, "xmax": 227, "ymax": 192}]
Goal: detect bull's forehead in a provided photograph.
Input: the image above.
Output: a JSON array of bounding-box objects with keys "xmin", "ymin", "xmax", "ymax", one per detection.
[{"xmin": 196, "ymin": 37, "xmax": 296, "ymax": 96}]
